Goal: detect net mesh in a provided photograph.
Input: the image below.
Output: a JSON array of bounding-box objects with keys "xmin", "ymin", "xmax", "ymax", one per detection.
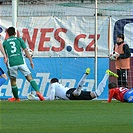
[
  {"xmin": 0, "ymin": 0, "xmax": 133, "ymax": 97},
  {"xmin": 0, "ymin": 0, "xmax": 132, "ymax": 17}
]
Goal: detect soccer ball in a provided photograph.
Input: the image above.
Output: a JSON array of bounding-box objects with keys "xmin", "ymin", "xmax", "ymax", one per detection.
[
  {"xmin": 28, "ymin": 49, "xmax": 33, "ymax": 57},
  {"xmin": 109, "ymin": 54, "xmax": 117, "ymax": 61},
  {"xmin": 24, "ymin": 48, "xmax": 33, "ymax": 58},
  {"xmin": 109, "ymin": 52, "xmax": 119, "ymax": 61}
]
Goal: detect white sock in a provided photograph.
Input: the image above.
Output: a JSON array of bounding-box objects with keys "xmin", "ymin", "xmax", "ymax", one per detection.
[
  {"xmin": 78, "ymin": 74, "xmax": 88, "ymax": 86},
  {"xmin": 74, "ymin": 74, "xmax": 88, "ymax": 96},
  {"xmin": 95, "ymin": 74, "xmax": 109, "ymax": 97}
]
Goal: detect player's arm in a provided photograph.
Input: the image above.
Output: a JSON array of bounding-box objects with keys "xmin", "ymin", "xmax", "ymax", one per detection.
[
  {"xmin": 41, "ymin": 85, "xmax": 56, "ymax": 100},
  {"xmin": 0, "ymin": 41, "xmax": 8, "ymax": 63},
  {"xmin": 108, "ymin": 89, "xmax": 115, "ymax": 103},
  {"xmin": 118, "ymin": 44, "xmax": 131, "ymax": 59},
  {"xmin": 23, "ymin": 48, "xmax": 34, "ymax": 68},
  {"xmin": 19, "ymin": 38, "xmax": 34, "ymax": 68},
  {"xmin": 48, "ymin": 84, "xmax": 56, "ymax": 100},
  {"xmin": 0, "ymin": 41, "xmax": 5, "ymax": 56}
]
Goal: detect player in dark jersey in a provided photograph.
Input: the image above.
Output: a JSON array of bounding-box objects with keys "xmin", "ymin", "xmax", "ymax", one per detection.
[
  {"xmin": 108, "ymin": 82, "xmax": 133, "ymax": 103},
  {"xmin": 0, "ymin": 67, "xmax": 7, "ymax": 87}
]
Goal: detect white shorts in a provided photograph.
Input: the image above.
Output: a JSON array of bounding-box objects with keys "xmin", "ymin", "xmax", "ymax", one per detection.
[{"xmin": 8, "ymin": 63, "xmax": 31, "ymax": 78}]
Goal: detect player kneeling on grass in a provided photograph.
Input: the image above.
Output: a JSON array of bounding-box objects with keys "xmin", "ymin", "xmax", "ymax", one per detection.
[
  {"xmin": 3, "ymin": 27, "xmax": 44, "ymax": 102},
  {"xmin": 108, "ymin": 82, "xmax": 133, "ymax": 103},
  {"xmin": 27, "ymin": 68, "xmax": 118, "ymax": 101},
  {"xmin": 0, "ymin": 67, "xmax": 7, "ymax": 87}
]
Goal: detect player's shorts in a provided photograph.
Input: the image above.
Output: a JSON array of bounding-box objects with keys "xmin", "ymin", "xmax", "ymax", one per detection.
[
  {"xmin": 123, "ymin": 88, "xmax": 133, "ymax": 103},
  {"xmin": 8, "ymin": 63, "xmax": 31, "ymax": 78},
  {"xmin": 66, "ymin": 88, "xmax": 93, "ymax": 100},
  {"xmin": 0, "ymin": 67, "xmax": 4, "ymax": 76}
]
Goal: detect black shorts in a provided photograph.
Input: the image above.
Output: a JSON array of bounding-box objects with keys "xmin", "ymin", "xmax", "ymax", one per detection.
[{"xmin": 66, "ymin": 88, "xmax": 93, "ymax": 100}]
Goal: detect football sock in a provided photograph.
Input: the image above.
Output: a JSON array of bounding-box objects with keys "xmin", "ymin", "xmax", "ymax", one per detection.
[
  {"xmin": 95, "ymin": 74, "xmax": 109, "ymax": 97},
  {"xmin": 12, "ymin": 86, "xmax": 19, "ymax": 99},
  {"xmin": 74, "ymin": 74, "xmax": 88, "ymax": 96},
  {"xmin": 77, "ymin": 74, "xmax": 88, "ymax": 89},
  {"xmin": 30, "ymin": 80, "xmax": 39, "ymax": 92}
]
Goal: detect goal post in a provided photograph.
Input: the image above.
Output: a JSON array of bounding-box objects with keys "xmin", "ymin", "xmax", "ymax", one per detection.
[
  {"xmin": 12, "ymin": 0, "xmax": 18, "ymax": 31},
  {"xmin": 94, "ymin": 0, "xmax": 98, "ymax": 91}
]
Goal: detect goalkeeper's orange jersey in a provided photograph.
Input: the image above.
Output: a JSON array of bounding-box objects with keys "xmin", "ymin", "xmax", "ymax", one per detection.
[{"xmin": 108, "ymin": 87, "xmax": 129, "ymax": 102}]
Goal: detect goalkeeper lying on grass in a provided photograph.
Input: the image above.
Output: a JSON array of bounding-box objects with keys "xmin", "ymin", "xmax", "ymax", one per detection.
[{"xmin": 28, "ymin": 68, "xmax": 118, "ymax": 101}]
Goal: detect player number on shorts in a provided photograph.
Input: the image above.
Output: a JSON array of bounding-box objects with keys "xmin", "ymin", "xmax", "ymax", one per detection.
[{"xmin": 10, "ymin": 42, "xmax": 17, "ymax": 53}]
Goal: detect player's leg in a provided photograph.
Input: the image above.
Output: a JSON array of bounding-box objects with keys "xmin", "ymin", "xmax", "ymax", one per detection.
[
  {"xmin": 9, "ymin": 77, "xmax": 20, "ymax": 100},
  {"xmin": 27, "ymin": 93, "xmax": 51, "ymax": 100},
  {"xmin": 73, "ymin": 68, "xmax": 90, "ymax": 96},
  {"xmin": 19, "ymin": 64, "xmax": 44, "ymax": 101},
  {"xmin": 25, "ymin": 75, "xmax": 44, "ymax": 101},
  {"xmin": 94, "ymin": 70, "xmax": 118, "ymax": 97},
  {"xmin": 0, "ymin": 68, "xmax": 7, "ymax": 86},
  {"xmin": 0, "ymin": 76, "xmax": 6, "ymax": 87},
  {"xmin": 7, "ymin": 66, "xmax": 20, "ymax": 102},
  {"xmin": 8, "ymin": 79, "xmax": 20, "ymax": 101},
  {"xmin": 117, "ymin": 69, "xmax": 122, "ymax": 87},
  {"xmin": 121, "ymin": 69, "xmax": 128, "ymax": 87},
  {"xmin": 117, "ymin": 69, "xmax": 128, "ymax": 87}
]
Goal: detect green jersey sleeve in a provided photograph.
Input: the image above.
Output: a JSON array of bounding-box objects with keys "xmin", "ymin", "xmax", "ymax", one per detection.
[{"xmin": 18, "ymin": 38, "xmax": 27, "ymax": 50}]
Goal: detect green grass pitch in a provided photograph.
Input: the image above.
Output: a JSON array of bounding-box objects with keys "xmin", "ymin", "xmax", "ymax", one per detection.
[{"xmin": 0, "ymin": 100, "xmax": 133, "ymax": 133}]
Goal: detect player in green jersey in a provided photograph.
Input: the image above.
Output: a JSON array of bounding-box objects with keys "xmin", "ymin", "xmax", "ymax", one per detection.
[{"xmin": 3, "ymin": 27, "xmax": 44, "ymax": 102}]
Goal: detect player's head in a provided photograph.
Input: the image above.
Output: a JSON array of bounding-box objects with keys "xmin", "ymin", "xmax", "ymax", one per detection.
[
  {"xmin": 108, "ymin": 82, "xmax": 117, "ymax": 89},
  {"xmin": 117, "ymin": 34, "xmax": 124, "ymax": 40},
  {"xmin": 6, "ymin": 27, "xmax": 16, "ymax": 36},
  {"xmin": 116, "ymin": 34, "xmax": 124, "ymax": 45},
  {"xmin": 50, "ymin": 78, "xmax": 59, "ymax": 84}
]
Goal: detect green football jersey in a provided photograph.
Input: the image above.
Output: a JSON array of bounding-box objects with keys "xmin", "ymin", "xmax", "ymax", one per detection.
[{"xmin": 3, "ymin": 36, "xmax": 27, "ymax": 67}]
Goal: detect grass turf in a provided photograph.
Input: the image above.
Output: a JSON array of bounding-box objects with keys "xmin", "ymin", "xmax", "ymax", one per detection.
[{"xmin": 0, "ymin": 100, "xmax": 133, "ymax": 133}]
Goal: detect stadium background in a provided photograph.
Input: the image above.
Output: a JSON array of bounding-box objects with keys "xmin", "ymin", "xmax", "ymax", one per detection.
[{"xmin": 0, "ymin": 0, "xmax": 133, "ymax": 99}]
